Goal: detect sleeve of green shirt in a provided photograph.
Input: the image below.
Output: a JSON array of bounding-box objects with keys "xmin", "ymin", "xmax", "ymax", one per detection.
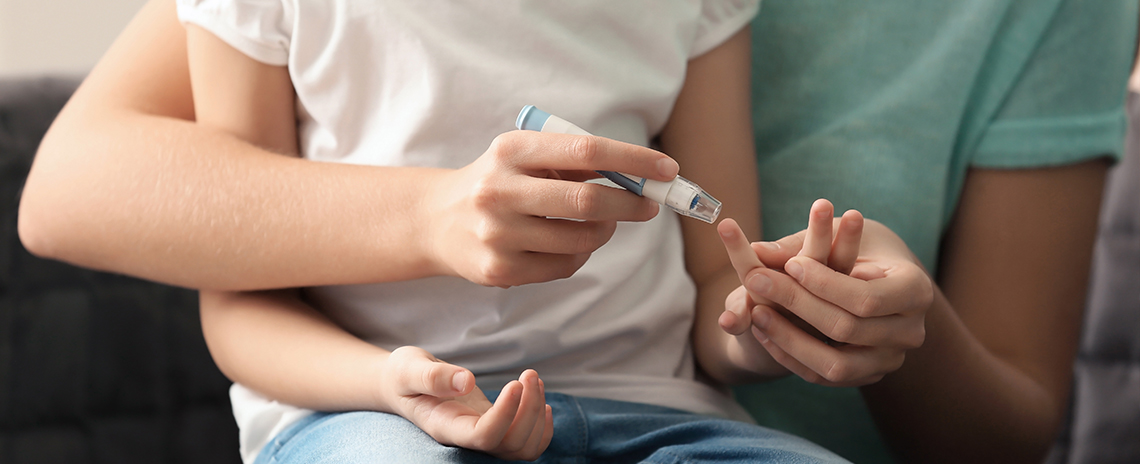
[
  {"xmin": 740, "ymin": 2, "xmax": 1139, "ymax": 463},
  {"xmin": 972, "ymin": 0, "xmax": 1137, "ymax": 168}
]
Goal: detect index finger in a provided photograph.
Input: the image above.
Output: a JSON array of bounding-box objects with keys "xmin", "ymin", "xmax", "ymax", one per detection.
[
  {"xmin": 501, "ymin": 131, "xmax": 679, "ymax": 182},
  {"xmin": 717, "ymin": 218, "xmax": 764, "ymax": 283}
]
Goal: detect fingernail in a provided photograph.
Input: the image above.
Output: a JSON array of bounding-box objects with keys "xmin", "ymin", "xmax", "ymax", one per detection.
[
  {"xmin": 759, "ymin": 241, "xmax": 780, "ymax": 251},
  {"xmin": 452, "ymin": 372, "xmax": 467, "ymax": 392},
  {"xmin": 747, "ymin": 273, "xmax": 772, "ymax": 294},
  {"xmin": 657, "ymin": 158, "xmax": 679, "ymax": 179},
  {"xmin": 751, "ymin": 326, "xmax": 769, "ymax": 343},
  {"xmin": 786, "ymin": 260, "xmax": 804, "ymax": 281}
]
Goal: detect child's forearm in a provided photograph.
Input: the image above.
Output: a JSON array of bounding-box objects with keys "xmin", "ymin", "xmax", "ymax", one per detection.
[
  {"xmin": 656, "ymin": 26, "xmax": 777, "ymax": 383},
  {"xmin": 200, "ymin": 290, "xmax": 397, "ymax": 412},
  {"xmin": 200, "ymin": 289, "xmax": 552, "ymax": 460}
]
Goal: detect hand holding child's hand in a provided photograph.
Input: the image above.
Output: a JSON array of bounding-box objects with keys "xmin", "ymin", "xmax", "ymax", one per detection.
[
  {"xmin": 717, "ymin": 206, "xmax": 867, "ymax": 341},
  {"xmin": 739, "ymin": 200, "xmax": 933, "ymax": 386},
  {"xmin": 426, "ymin": 131, "xmax": 678, "ymax": 288},
  {"xmin": 380, "ymin": 346, "xmax": 552, "ymax": 461}
]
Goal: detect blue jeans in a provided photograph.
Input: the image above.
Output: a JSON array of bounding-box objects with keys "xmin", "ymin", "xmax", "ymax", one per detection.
[{"xmin": 254, "ymin": 392, "xmax": 849, "ymax": 463}]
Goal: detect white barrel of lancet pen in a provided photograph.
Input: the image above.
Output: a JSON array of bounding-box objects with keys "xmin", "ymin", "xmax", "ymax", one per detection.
[{"xmin": 515, "ymin": 106, "xmax": 722, "ymax": 223}]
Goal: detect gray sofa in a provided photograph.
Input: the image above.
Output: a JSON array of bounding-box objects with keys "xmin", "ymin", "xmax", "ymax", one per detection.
[
  {"xmin": 0, "ymin": 77, "xmax": 240, "ymax": 463},
  {"xmin": 1, "ymin": 76, "xmax": 1137, "ymax": 463},
  {"xmin": 1045, "ymin": 94, "xmax": 1140, "ymax": 464}
]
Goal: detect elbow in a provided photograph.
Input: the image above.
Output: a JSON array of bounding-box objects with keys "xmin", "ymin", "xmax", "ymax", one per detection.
[
  {"xmin": 17, "ymin": 135, "xmax": 96, "ymax": 265},
  {"xmin": 16, "ymin": 112, "xmax": 106, "ymax": 264},
  {"xmin": 17, "ymin": 180, "xmax": 66, "ymax": 261},
  {"xmin": 17, "ymin": 183, "xmax": 87, "ymax": 266}
]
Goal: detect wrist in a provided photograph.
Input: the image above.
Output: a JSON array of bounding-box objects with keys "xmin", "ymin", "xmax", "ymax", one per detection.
[
  {"xmin": 731, "ymin": 330, "xmax": 791, "ymax": 380},
  {"xmin": 415, "ymin": 168, "xmax": 459, "ymax": 279},
  {"xmin": 367, "ymin": 349, "xmax": 398, "ymax": 414}
]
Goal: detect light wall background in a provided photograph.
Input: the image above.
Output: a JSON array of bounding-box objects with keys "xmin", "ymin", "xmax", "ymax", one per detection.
[{"xmin": 0, "ymin": 0, "xmax": 149, "ymax": 77}]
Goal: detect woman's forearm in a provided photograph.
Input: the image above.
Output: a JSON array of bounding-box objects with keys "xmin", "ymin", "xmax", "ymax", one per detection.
[
  {"xmin": 20, "ymin": 109, "xmax": 443, "ymax": 290},
  {"xmin": 862, "ymin": 289, "xmax": 1061, "ymax": 463},
  {"xmin": 862, "ymin": 161, "xmax": 1107, "ymax": 463},
  {"xmin": 17, "ymin": 0, "xmax": 441, "ymax": 290}
]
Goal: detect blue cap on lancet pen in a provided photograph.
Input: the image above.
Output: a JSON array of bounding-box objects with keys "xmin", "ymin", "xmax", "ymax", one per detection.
[{"xmin": 516, "ymin": 105, "xmax": 551, "ymax": 132}]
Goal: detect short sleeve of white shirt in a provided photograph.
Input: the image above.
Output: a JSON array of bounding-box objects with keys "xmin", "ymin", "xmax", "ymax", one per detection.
[
  {"xmin": 167, "ymin": 2, "xmax": 760, "ymax": 463},
  {"xmin": 176, "ymin": 1, "xmax": 757, "ymax": 66},
  {"xmin": 692, "ymin": 0, "xmax": 761, "ymax": 57},
  {"xmin": 175, "ymin": 0, "xmax": 294, "ymax": 66}
]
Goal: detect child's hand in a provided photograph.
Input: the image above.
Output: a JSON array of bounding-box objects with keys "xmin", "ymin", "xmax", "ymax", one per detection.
[
  {"xmin": 425, "ymin": 131, "xmax": 678, "ymax": 288},
  {"xmin": 717, "ymin": 200, "xmax": 866, "ymax": 340},
  {"xmin": 380, "ymin": 346, "xmax": 553, "ymax": 461},
  {"xmin": 742, "ymin": 201, "xmax": 933, "ymax": 387}
]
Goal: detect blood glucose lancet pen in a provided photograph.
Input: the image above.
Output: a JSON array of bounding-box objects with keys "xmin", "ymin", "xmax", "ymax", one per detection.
[{"xmin": 515, "ymin": 105, "xmax": 722, "ymax": 223}]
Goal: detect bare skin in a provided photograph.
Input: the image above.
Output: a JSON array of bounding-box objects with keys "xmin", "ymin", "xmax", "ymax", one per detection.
[
  {"xmin": 719, "ymin": 161, "xmax": 1105, "ymax": 463},
  {"xmin": 17, "ymin": 0, "xmax": 674, "ymax": 292},
  {"xmin": 16, "ymin": 1, "xmax": 1107, "ymax": 462}
]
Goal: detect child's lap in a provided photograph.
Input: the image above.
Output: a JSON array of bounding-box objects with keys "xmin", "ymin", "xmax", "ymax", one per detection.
[{"xmin": 254, "ymin": 392, "xmax": 849, "ymax": 464}]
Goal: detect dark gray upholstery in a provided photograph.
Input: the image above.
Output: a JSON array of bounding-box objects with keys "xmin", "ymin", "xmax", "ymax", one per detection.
[
  {"xmin": 1048, "ymin": 93, "xmax": 1140, "ymax": 464},
  {"xmin": 0, "ymin": 77, "xmax": 240, "ymax": 464}
]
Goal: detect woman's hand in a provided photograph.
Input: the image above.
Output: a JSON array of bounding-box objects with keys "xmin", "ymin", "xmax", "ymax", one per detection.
[
  {"xmin": 380, "ymin": 346, "xmax": 553, "ymax": 461},
  {"xmin": 424, "ymin": 130, "xmax": 678, "ymax": 288},
  {"xmin": 745, "ymin": 208, "xmax": 933, "ymax": 387}
]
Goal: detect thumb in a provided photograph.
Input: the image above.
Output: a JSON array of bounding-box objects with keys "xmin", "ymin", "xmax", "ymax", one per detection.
[
  {"xmin": 392, "ymin": 348, "xmax": 475, "ymax": 398},
  {"xmin": 752, "ymin": 230, "xmax": 805, "ymax": 269}
]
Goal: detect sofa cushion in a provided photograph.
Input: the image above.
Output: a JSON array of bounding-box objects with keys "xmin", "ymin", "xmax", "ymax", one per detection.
[{"xmin": 0, "ymin": 77, "xmax": 240, "ymax": 464}]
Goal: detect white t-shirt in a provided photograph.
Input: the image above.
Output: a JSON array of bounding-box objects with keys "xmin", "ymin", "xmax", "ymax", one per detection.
[{"xmin": 176, "ymin": 1, "xmax": 760, "ymax": 462}]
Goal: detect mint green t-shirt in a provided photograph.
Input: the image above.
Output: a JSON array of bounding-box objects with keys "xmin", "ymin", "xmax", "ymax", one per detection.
[{"xmin": 736, "ymin": 0, "xmax": 1137, "ymax": 462}]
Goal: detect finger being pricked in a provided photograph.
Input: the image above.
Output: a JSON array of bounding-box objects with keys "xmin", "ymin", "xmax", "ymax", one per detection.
[
  {"xmin": 717, "ymin": 218, "xmax": 764, "ymax": 284},
  {"xmin": 746, "ymin": 265, "xmax": 924, "ymax": 349},
  {"xmin": 717, "ymin": 219, "xmax": 774, "ymax": 336},
  {"xmin": 751, "ymin": 306, "xmax": 905, "ymax": 387}
]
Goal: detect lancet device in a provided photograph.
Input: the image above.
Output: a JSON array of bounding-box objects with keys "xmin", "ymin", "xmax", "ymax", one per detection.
[{"xmin": 515, "ymin": 105, "xmax": 721, "ymax": 223}]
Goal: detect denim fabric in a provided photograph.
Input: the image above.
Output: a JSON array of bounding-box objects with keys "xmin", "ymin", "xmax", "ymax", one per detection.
[{"xmin": 253, "ymin": 392, "xmax": 848, "ymax": 464}]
